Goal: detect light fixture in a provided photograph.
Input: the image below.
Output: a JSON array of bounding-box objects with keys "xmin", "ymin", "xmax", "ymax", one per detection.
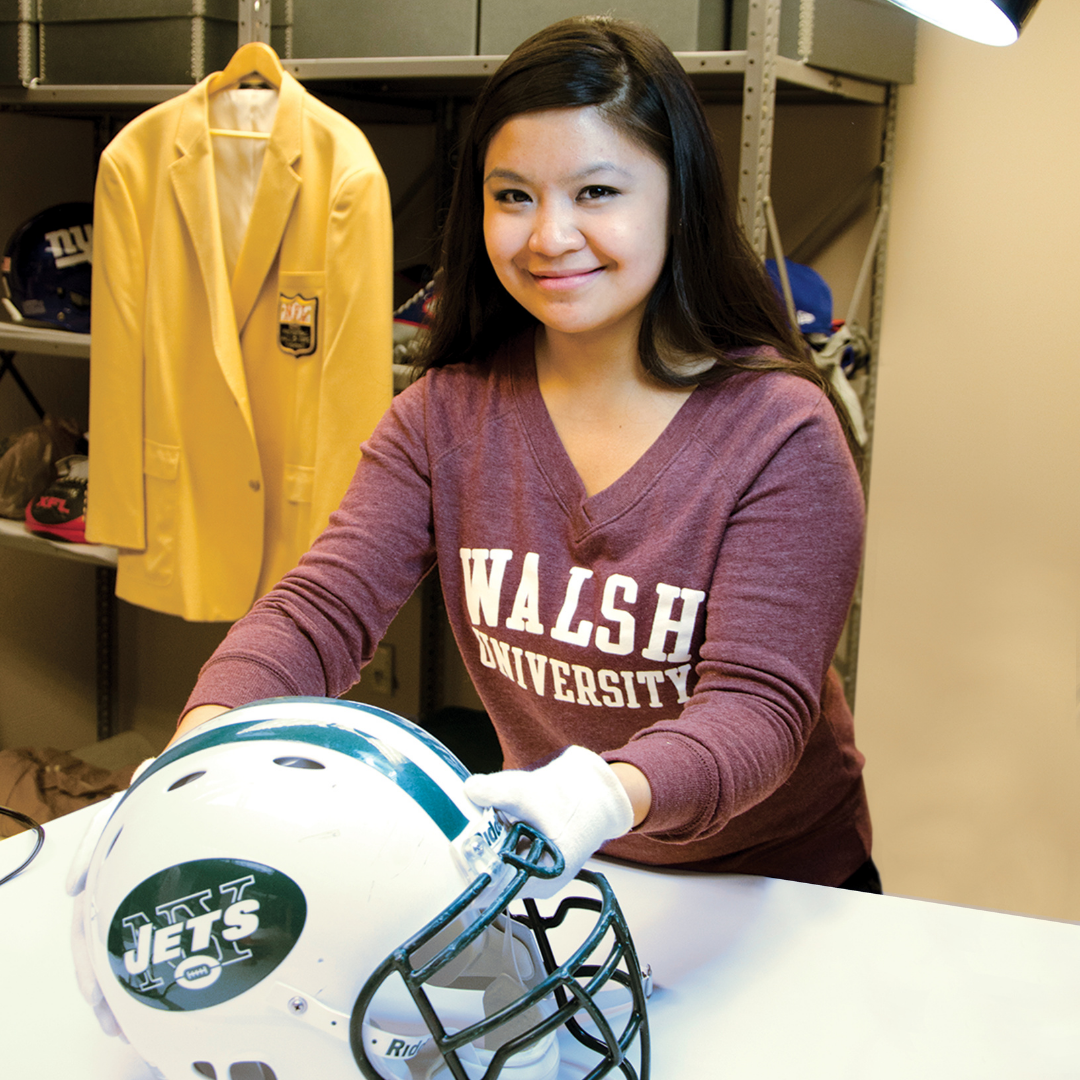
[{"xmin": 882, "ymin": 0, "xmax": 1041, "ymax": 46}]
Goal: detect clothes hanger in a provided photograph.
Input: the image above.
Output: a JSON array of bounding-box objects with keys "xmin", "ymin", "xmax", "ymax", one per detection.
[
  {"xmin": 206, "ymin": 41, "xmax": 283, "ymax": 140},
  {"xmin": 207, "ymin": 40, "xmax": 283, "ymax": 94}
]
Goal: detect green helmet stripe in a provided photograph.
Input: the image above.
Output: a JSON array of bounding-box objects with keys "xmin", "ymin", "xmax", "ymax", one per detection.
[
  {"xmin": 129, "ymin": 717, "xmax": 469, "ymax": 840},
  {"xmin": 284, "ymin": 697, "xmax": 470, "ymax": 781}
]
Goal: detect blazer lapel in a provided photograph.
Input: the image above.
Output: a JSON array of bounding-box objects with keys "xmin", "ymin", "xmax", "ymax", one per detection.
[
  {"xmin": 230, "ymin": 71, "xmax": 304, "ymax": 335},
  {"xmin": 169, "ymin": 84, "xmax": 253, "ymax": 429}
]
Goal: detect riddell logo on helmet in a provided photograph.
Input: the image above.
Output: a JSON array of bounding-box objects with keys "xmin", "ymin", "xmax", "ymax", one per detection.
[
  {"xmin": 106, "ymin": 858, "xmax": 306, "ymax": 1012},
  {"xmin": 366, "ymin": 1027, "xmax": 429, "ymax": 1061},
  {"xmin": 481, "ymin": 815, "xmax": 503, "ymax": 847}
]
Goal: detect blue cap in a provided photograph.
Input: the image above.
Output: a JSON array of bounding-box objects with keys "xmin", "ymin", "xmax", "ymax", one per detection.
[{"xmin": 766, "ymin": 259, "xmax": 833, "ymax": 337}]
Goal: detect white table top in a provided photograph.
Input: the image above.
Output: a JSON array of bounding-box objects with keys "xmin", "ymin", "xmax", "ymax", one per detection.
[{"xmin": 1, "ymin": 808, "xmax": 1077, "ymax": 1079}]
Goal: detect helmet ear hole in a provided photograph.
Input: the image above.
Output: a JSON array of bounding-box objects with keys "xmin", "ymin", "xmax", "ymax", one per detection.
[
  {"xmin": 192, "ymin": 1064, "xmax": 216, "ymax": 1078},
  {"xmin": 273, "ymin": 757, "xmax": 325, "ymax": 770},
  {"xmin": 168, "ymin": 772, "xmax": 206, "ymax": 791},
  {"xmin": 229, "ymin": 1064, "xmax": 278, "ymax": 1080}
]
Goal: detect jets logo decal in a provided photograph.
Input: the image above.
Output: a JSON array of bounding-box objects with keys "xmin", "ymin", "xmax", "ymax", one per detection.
[
  {"xmin": 278, "ymin": 293, "xmax": 318, "ymax": 357},
  {"xmin": 106, "ymin": 858, "xmax": 306, "ymax": 1012}
]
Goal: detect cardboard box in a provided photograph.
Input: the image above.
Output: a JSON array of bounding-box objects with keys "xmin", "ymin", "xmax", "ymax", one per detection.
[
  {"xmin": 478, "ymin": 0, "xmax": 728, "ymax": 55},
  {"xmin": 0, "ymin": 0, "xmax": 37, "ymax": 86},
  {"xmin": 290, "ymin": 0, "xmax": 479, "ymax": 58},
  {"xmin": 730, "ymin": 0, "xmax": 917, "ymax": 84},
  {"xmin": 38, "ymin": 0, "xmax": 237, "ymax": 84}
]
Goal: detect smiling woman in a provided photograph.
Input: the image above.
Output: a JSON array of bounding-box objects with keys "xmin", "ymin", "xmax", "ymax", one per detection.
[
  {"xmin": 482, "ymin": 107, "xmax": 670, "ymax": 356},
  {"xmin": 481, "ymin": 105, "xmax": 685, "ymax": 496},
  {"xmin": 176, "ymin": 16, "xmax": 875, "ymax": 900}
]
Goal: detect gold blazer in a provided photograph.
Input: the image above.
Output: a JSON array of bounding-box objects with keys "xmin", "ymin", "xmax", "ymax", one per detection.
[{"xmin": 86, "ymin": 71, "xmax": 393, "ymax": 621}]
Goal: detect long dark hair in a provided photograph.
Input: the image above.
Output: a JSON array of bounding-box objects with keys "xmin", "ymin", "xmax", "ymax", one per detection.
[{"xmin": 416, "ymin": 16, "xmax": 831, "ymax": 401}]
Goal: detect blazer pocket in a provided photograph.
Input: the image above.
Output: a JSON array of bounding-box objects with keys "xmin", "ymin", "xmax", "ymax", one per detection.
[
  {"xmin": 278, "ymin": 271, "xmax": 325, "ymax": 359},
  {"xmin": 143, "ymin": 439, "xmax": 180, "ymax": 585}
]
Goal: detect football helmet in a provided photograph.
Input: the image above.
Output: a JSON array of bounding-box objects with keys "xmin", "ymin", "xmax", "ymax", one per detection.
[
  {"xmin": 2, "ymin": 202, "xmax": 93, "ymax": 332},
  {"xmin": 25, "ymin": 453, "xmax": 89, "ymax": 543},
  {"xmin": 80, "ymin": 698, "xmax": 650, "ymax": 1080}
]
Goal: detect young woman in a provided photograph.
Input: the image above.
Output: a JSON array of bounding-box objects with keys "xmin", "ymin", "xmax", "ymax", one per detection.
[{"xmin": 176, "ymin": 17, "xmax": 876, "ymax": 894}]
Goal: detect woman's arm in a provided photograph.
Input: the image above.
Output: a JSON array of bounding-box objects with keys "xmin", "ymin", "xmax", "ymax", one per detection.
[
  {"xmin": 168, "ymin": 703, "xmax": 231, "ymax": 748},
  {"xmin": 603, "ymin": 385, "xmax": 866, "ymax": 843},
  {"xmin": 608, "ymin": 761, "xmax": 652, "ymax": 827}
]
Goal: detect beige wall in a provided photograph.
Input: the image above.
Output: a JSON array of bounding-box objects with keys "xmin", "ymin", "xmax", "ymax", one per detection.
[{"xmin": 856, "ymin": 5, "xmax": 1080, "ymax": 921}]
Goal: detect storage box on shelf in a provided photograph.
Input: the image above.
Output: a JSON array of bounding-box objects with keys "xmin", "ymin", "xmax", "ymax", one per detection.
[
  {"xmin": 290, "ymin": 0, "xmax": 479, "ymax": 59},
  {"xmin": 730, "ymin": 0, "xmax": 917, "ymax": 84},
  {"xmin": 37, "ymin": 0, "xmax": 236, "ymax": 85},
  {"xmin": 478, "ymin": 0, "xmax": 727, "ymax": 55}
]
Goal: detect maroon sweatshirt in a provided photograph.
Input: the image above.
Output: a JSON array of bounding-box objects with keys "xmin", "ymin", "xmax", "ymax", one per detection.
[{"xmin": 186, "ymin": 335, "xmax": 870, "ymax": 885}]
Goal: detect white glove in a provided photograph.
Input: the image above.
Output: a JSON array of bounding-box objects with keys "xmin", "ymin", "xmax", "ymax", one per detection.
[
  {"xmin": 66, "ymin": 757, "xmax": 155, "ymax": 1039},
  {"xmin": 464, "ymin": 746, "xmax": 634, "ymax": 899}
]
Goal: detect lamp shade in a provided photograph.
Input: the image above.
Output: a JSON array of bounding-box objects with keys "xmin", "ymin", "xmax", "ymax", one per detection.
[{"xmin": 883, "ymin": 0, "xmax": 1040, "ymax": 45}]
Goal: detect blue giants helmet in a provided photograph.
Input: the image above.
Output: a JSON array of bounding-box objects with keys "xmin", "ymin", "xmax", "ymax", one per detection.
[
  {"xmin": 79, "ymin": 698, "xmax": 651, "ymax": 1080},
  {"xmin": 2, "ymin": 202, "xmax": 93, "ymax": 332}
]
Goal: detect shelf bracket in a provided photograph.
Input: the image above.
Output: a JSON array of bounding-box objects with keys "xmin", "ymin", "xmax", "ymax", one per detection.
[
  {"xmin": 237, "ymin": 0, "xmax": 271, "ymax": 46},
  {"xmin": 738, "ymin": 0, "xmax": 781, "ymax": 259}
]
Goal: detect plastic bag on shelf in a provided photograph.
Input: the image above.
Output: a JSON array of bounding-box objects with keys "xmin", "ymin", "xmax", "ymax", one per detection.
[{"xmin": 0, "ymin": 415, "xmax": 84, "ymax": 519}]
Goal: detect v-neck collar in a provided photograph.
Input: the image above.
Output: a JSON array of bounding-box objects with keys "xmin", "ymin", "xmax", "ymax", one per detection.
[{"xmin": 508, "ymin": 334, "xmax": 713, "ymax": 537}]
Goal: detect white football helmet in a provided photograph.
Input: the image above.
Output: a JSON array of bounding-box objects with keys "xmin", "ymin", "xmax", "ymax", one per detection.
[{"xmin": 80, "ymin": 698, "xmax": 650, "ymax": 1080}]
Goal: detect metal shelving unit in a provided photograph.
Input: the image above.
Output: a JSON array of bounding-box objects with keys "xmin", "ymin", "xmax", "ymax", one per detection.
[
  {"xmin": 0, "ymin": 0, "xmax": 896, "ymax": 722},
  {"xmin": 0, "ymin": 51, "xmax": 885, "ymax": 105}
]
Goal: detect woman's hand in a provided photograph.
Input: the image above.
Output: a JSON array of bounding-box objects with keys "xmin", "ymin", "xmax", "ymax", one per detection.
[{"xmin": 463, "ymin": 746, "xmax": 646, "ymax": 898}]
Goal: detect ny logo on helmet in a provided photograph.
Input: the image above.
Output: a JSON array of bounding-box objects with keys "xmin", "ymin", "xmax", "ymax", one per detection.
[{"xmin": 44, "ymin": 225, "xmax": 92, "ymax": 269}]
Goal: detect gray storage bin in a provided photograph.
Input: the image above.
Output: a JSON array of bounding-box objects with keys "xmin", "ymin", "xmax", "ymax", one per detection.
[
  {"xmin": 730, "ymin": 0, "xmax": 917, "ymax": 84},
  {"xmin": 38, "ymin": 0, "xmax": 238, "ymax": 84},
  {"xmin": 479, "ymin": 0, "xmax": 728, "ymax": 55},
  {"xmin": 290, "ymin": 0, "xmax": 479, "ymax": 58},
  {"xmin": 0, "ymin": 0, "xmax": 37, "ymax": 86}
]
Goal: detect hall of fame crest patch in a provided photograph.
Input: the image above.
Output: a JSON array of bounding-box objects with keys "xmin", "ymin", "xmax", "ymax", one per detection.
[{"xmin": 278, "ymin": 294, "xmax": 318, "ymax": 357}]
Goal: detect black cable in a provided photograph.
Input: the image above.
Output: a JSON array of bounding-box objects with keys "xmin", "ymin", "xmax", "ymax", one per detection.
[{"xmin": 0, "ymin": 805, "xmax": 45, "ymax": 886}]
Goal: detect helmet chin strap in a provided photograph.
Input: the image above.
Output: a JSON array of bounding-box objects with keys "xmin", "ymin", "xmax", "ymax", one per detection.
[{"xmin": 361, "ymin": 1021, "xmax": 560, "ymax": 1080}]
